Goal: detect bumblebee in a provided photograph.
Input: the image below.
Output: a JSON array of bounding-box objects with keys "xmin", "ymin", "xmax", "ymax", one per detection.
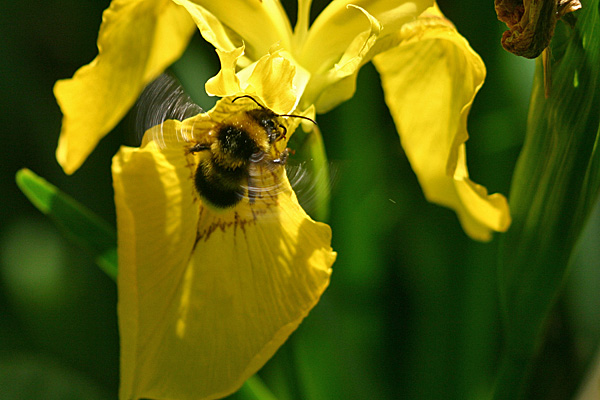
[{"xmin": 189, "ymin": 96, "xmax": 313, "ymax": 209}]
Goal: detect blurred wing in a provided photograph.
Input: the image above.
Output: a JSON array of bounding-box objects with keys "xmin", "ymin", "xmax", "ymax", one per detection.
[
  {"xmin": 285, "ymin": 160, "xmax": 339, "ymax": 219},
  {"xmin": 133, "ymin": 73, "xmax": 204, "ymax": 147},
  {"xmin": 243, "ymin": 158, "xmax": 288, "ymax": 205},
  {"xmin": 242, "ymin": 156, "xmax": 338, "ymax": 218}
]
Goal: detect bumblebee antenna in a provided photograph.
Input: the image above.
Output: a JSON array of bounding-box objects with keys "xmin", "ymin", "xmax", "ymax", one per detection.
[
  {"xmin": 232, "ymin": 95, "xmax": 317, "ymax": 125},
  {"xmin": 278, "ymin": 114, "xmax": 317, "ymax": 125},
  {"xmin": 232, "ymin": 95, "xmax": 265, "ymax": 109}
]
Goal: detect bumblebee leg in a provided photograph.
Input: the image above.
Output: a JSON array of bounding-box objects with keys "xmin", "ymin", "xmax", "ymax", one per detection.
[
  {"xmin": 188, "ymin": 143, "xmax": 211, "ymax": 154},
  {"xmin": 273, "ymin": 148, "xmax": 289, "ymax": 165},
  {"xmin": 275, "ymin": 126, "xmax": 287, "ymax": 142}
]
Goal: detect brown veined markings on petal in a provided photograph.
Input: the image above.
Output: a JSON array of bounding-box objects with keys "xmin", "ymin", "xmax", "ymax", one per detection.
[
  {"xmin": 192, "ymin": 159, "xmax": 293, "ymax": 246},
  {"xmin": 192, "ymin": 171, "xmax": 283, "ymax": 243}
]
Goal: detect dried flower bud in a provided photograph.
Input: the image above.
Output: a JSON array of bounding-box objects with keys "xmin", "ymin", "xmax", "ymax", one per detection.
[{"xmin": 495, "ymin": 0, "xmax": 582, "ymax": 58}]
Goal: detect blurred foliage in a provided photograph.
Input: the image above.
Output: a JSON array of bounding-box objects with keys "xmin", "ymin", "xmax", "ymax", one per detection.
[
  {"xmin": 1, "ymin": 1, "xmax": 598, "ymax": 400},
  {"xmin": 16, "ymin": 169, "xmax": 117, "ymax": 281},
  {"xmin": 496, "ymin": 0, "xmax": 600, "ymax": 398}
]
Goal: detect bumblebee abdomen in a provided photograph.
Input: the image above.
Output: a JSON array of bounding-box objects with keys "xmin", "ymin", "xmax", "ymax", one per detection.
[{"xmin": 194, "ymin": 160, "xmax": 247, "ymax": 208}]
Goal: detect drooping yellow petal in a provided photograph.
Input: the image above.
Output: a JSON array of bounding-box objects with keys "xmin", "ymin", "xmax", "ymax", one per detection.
[
  {"xmin": 299, "ymin": 0, "xmax": 433, "ymax": 74},
  {"xmin": 113, "ymin": 98, "xmax": 334, "ymax": 400},
  {"xmin": 172, "ymin": 0, "xmax": 292, "ymax": 62},
  {"xmin": 373, "ymin": 6, "xmax": 511, "ymax": 241},
  {"xmin": 54, "ymin": 0, "xmax": 195, "ymax": 174}
]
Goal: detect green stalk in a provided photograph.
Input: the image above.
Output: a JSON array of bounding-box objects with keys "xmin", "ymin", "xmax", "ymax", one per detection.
[{"xmin": 494, "ymin": 0, "xmax": 600, "ymax": 398}]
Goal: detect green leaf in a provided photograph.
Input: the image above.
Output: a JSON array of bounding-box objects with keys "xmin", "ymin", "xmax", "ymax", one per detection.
[
  {"xmin": 15, "ymin": 169, "xmax": 118, "ymax": 282},
  {"xmin": 495, "ymin": 0, "xmax": 600, "ymax": 398},
  {"xmin": 235, "ymin": 376, "xmax": 279, "ymax": 400}
]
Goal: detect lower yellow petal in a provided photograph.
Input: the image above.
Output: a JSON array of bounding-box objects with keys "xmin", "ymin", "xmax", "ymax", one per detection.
[
  {"xmin": 55, "ymin": 0, "xmax": 195, "ymax": 174},
  {"xmin": 373, "ymin": 6, "xmax": 511, "ymax": 241},
  {"xmin": 113, "ymin": 108, "xmax": 334, "ymax": 399}
]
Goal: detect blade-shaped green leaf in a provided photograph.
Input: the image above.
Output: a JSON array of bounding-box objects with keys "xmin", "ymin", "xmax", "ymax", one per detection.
[
  {"xmin": 495, "ymin": 0, "xmax": 600, "ymax": 398},
  {"xmin": 231, "ymin": 375, "xmax": 279, "ymax": 400},
  {"xmin": 15, "ymin": 169, "xmax": 118, "ymax": 282}
]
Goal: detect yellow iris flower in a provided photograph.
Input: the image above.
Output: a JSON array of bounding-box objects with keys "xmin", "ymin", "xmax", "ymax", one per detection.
[
  {"xmin": 55, "ymin": 0, "xmax": 510, "ymax": 241},
  {"xmin": 54, "ymin": 0, "xmax": 512, "ymax": 399}
]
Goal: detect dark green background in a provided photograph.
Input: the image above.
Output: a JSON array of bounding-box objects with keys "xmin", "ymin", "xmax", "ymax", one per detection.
[{"xmin": 1, "ymin": 1, "xmax": 599, "ymax": 399}]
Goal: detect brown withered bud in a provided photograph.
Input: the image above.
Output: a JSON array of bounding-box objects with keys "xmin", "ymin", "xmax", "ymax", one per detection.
[{"xmin": 495, "ymin": 0, "xmax": 582, "ymax": 58}]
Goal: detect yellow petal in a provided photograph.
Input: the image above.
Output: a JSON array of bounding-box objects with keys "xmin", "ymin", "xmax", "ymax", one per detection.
[
  {"xmin": 171, "ymin": 0, "xmax": 238, "ymax": 52},
  {"xmin": 113, "ymin": 100, "xmax": 334, "ymax": 400},
  {"xmin": 207, "ymin": 47, "xmax": 303, "ymax": 115},
  {"xmin": 292, "ymin": 0, "xmax": 313, "ymax": 47},
  {"xmin": 373, "ymin": 6, "xmax": 511, "ymax": 241},
  {"xmin": 54, "ymin": 0, "xmax": 195, "ymax": 174},
  {"xmin": 205, "ymin": 46, "xmax": 245, "ymax": 97},
  {"xmin": 245, "ymin": 49, "xmax": 300, "ymax": 114},
  {"xmin": 299, "ymin": 0, "xmax": 433, "ymax": 73},
  {"xmin": 301, "ymin": 5, "xmax": 381, "ymax": 112},
  {"xmin": 575, "ymin": 346, "xmax": 600, "ymax": 400},
  {"xmin": 172, "ymin": 0, "xmax": 292, "ymax": 61}
]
